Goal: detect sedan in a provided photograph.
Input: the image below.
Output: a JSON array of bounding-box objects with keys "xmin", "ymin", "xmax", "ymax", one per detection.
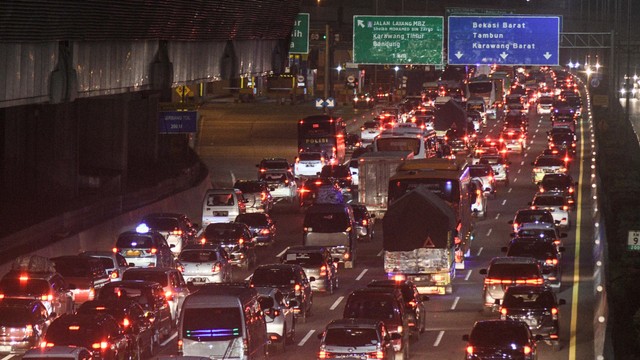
[
  {"xmin": 177, "ymin": 244, "xmax": 233, "ymax": 285},
  {"xmin": 235, "ymin": 213, "xmax": 277, "ymax": 246},
  {"xmin": 463, "ymin": 320, "xmax": 542, "ymax": 360}
]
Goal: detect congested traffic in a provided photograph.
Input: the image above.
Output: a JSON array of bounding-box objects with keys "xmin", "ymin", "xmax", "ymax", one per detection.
[{"xmin": 0, "ymin": 65, "xmax": 590, "ymax": 360}]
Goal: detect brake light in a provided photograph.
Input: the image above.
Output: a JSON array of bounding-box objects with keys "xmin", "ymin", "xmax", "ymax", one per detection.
[
  {"xmin": 526, "ymin": 278, "xmax": 544, "ymax": 285},
  {"xmin": 294, "ymin": 284, "xmax": 301, "ymax": 294},
  {"xmin": 112, "ymin": 247, "xmax": 119, "ymax": 253},
  {"xmin": 88, "ymin": 288, "xmax": 95, "ymax": 301},
  {"xmin": 0, "ymin": 294, "xmax": 4, "ymax": 300},
  {"xmin": 367, "ymin": 351, "xmax": 384, "ymax": 359},
  {"xmin": 212, "ymin": 263, "xmax": 222, "ymax": 273},
  {"xmin": 91, "ymin": 342, "xmax": 109, "ymax": 350},
  {"xmin": 200, "ymin": 238, "xmax": 206, "ymax": 245},
  {"xmin": 318, "ymin": 350, "xmax": 328, "ymax": 359},
  {"xmin": 260, "ymin": 228, "xmax": 270, "ymax": 235},
  {"xmin": 261, "ymin": 192, "xmax": 267, "ymax": 201},
  {"xmin": 466, "ymin": 345, "xmax": 474, "ymax": 355},
  {"xmin": 488, "ymin": 175, "xmax": 494, "ymax": 182},
  {"xmin": 500, "ymin": 307, "xmax": 507, "ymax": 316},
  {"xmin": 110, "ymin": 270, "xmax": 119, "ymax": 279},
  {"xmin": 41, "ymin": 294, "xmax": 53, "ymax": 302},
  {"xmin": 177, "ymin": 264, "xmax": 184, "ymax": 273},
  {"xmin": 563, "ymin": 205, "xmax": 569, "ymax": 211},
  {"xmin": 148, "ymin": 248, "xmax": 157, "ymax": 254},
  {"xmin": 259, "ymin": 168, "xmax": 267, "ymax": 173},
  {"xmin": 523, "ymin": 345, "xmax": 532, "ymax": 355},
  {"xmin": 546, "ymin": 258, "xmax": 559, "ymax": 265},
  {"xmin": 569, "ymin": 187, "xmax": 574, "ymax": 193},
  {"xmin": 171, "ymin": 229, "xmax": 183, "ymax": 236},
  {"xmin": 551, "ymin": 307, "xmax": 559, "ymax": 317},
  {"xmin": 165, "ymin": 290, "xmax": 173, "ymax": 300},
  {"xmin": 298, "ymin": 188, "xmax": 310, "ymax": 194},
  {"xmin": 41, "ymin": 342, "xmax": 55, "ymax": 348},
  {"xmin": 320, "ymin": 265, "xmax": 327, "ymax": 276},
  {"xmin": 238, "ymin": 238, "xmax": 244, "ymax": 245},
  {"xmin": 397, "ymin": 325, "xmax": 403, "ymax": 334},
  {"xmin": 122, "ymin": 318, "xmax": 130, "ymax": 328},
  {"xmin": 178, "ymin": 339, "xmax": 183, "ymax": 351},
  {"xmin": 343, "ymin": 252, "xmax": 350, "ymax": 260},
  {"xmin": 362, "ymin": 219, "xmax": 368, "ymax": 226}
]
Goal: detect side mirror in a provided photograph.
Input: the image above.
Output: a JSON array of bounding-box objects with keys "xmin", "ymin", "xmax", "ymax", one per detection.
[
  {"xmin": 560, "ymin": 233, "xmax": 568, "ymax": 238},
  {"xmin": 49, "ymin": 312, "xmax": 58, "ymax": 320},
  {"xmin": 462, "ymin": 334, "xmax": 470, "ymax": 341},
  {"xmin": 479, "ymin": 269, "xmax": 487, "ymax": 275},
  {"xmin": 527, "ymin": 202, "xmax": 532, "ymax": 206},
  {"xmin": 507, "ymin": 220, "xmax": 514, "ymax": 225},
  {"xmin": 530, "ymin": 162, "xmax": 535, "ymax": 166},
  {"xmin": 145, "ymin": 313, "xmax": 156, "ymax": 323},
  {"xmin": 258, "ymin": 296, "xmax": 275, "ymax": 310},
  {"xmin": 510, "ymin": 232, "xmax": 516, "ymax": 237},
  {"xmin": 370, "ymin": 214, "xmax": 376, "ymax": 219},
  {"xmin": 558, "ymin": 299, "xmax": 566, "ymax": 305},
  {"xmin": 500, "ymin": 247, "xmax": 508, "ymax": 253},
  {"xmin": 535, "ymin": 334, "xmax": 544, "ymax": 342},
  {"xmin": 255, "ymin": 164, "xmax": 260, "ymax": 168}
]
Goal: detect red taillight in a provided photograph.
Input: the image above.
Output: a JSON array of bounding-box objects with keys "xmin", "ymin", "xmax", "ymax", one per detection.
[
  {"xmin": 367, "ymin": 351, "xmax": 384, "ymax": 359},
  {"xmin": 318, "ymin": 350, "xmax": 328, "ymax": 359},
  {"xmin": 551, "ymin": 307, "xmax": 558, "ymax": 315},
  {"xmin": 41, "ymin": 342, "xmax": 54, "ymax": 348},
  {"xmin": 545, "ymin": 258, "xmax": 559, "ymax": 265},
  {"xmin": 294, "ymin": 284, "xmax": 301, "ymax": 292},
  {"xmin": 41, "ymin": 294, "xmax": 53, "ymax": 302},
  {"xmin": 177, "ymin": 265, "xmax": 184, "ymax": 273},
  {"xmin": 177, "ymin": 339, "xmax": 183, "ymax": 351},
  {"xmin": 200, "ymin": 238, "xmax": 206, "ymax": 245},
  {"xmin": 91, "ymin": 342, "xmax": 109, "ymax": 350},
  {"xmin": 148, "ymin": 248, "xmax": 157, "ymax": 254},
  {"xmin": 563, "ymin": 205, "xmax": 569, "ymax": 211},
  {"xmin": 260, "ymin": 168, "xmax": 267, "ymax": 173},
  {"xmin": 260, "ymin": 228, "xmax": 270, "ymax": 235},
  {"xmin": 212, "ymin": 263, "xmax": 222, "ymax": 273},
  {"xmin": 261, "ymin": 192, "xmax": 267, "ymax": 201},
  {"xmin": 238, "ymin": 238, "xmax": 244, "ymax": 245},
  {"xmin": 88, "ymin": 288, "xmax": 95, "ymax": 301},
  {"xmin": 466, "ymin": 345, "xmax": 474, "ymax": 355},
  {"xmin": 362, "ymin": 219, "xmax": 368, "ymax": 226},
  {"xmin": 122, "ymin": 318, "xmax": 130, "ymax": 328},
  {"xmin": 523, "ymin": 345, "xmax": 532, "ymax": 355},
  {"xmin": 569, "ymin": 187, "xmax": 574, "ymax": 193},
  {"xmin": 110, "ymin": 270, "xmax": 119, "ymax": 279},
  {"xmin": 500, "ymin": 307, "xmax": 507, "ymax": 316},
  {"xmin": 112, "ymin": 247, "xmax": 119, "ymax": 253},
  {"xmin": 171, "ymin": 229, "xmax": 183, "ymax": 236},
  {"xmin": 320, "ymin": 265, "xmax": 327, "ymax": 276},
  {"xmin": 0, "ymin": 294, "xmax": 4, "ymax": 300},
  {"xmin": 165, "ymin": 290, "xmax": 173, "ymax": 300}
]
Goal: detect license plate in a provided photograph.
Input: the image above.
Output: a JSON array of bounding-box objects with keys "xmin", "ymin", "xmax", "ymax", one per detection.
[
  {"xmin": 306, "ymin": 164, "xmax": 314, "ymax": 167},
  {"xmin": 0, "ymin": 345, "xmax": 12, "ymax": 352},
  {"xmin": 213, "ymin": 211, "xmax": 228, "ymax": 216},
  {"xmin": 126, "ymin": 250, "xmax": 141, "ymax": 256}
]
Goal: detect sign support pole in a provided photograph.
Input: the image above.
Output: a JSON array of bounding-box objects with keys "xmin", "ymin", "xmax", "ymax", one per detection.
[{"xmin": 324, "ymin": 24, "xmax": 331, "ymax": 101}]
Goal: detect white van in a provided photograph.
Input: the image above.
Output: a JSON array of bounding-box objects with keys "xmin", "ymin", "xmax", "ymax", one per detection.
[
  {"xmin": 373, "ymin": 132, "xmax": 427, "ymax": 159},
  {"xmin": 202, "ymin": 189, "xmax": 247, "ymax": 228},
  {"xmin": 178, "ymin": 283, "xmax": 268, "ymax": 359}
]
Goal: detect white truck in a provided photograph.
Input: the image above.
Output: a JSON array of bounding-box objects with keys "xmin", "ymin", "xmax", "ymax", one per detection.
[{"xmin": 356, "ymin": 151, "xmax": 413, "ymax": 218}]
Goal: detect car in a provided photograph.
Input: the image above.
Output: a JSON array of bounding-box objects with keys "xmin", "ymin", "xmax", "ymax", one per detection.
[
  {"xmin": 537, "ymin": 95, "xmax": 554, "ymax": 114},
  {"xmin": 531, "ymin": 155, "xmax": 568, "ymax": 184},
  {"xmin": 113, "ymin": 226, "xmax": 176, "ymax": 268},
  {"xmin": 50, "ymin": 255, "xmax": 110, "ymax": 306},
  {"xmin": 233, "ymin": 180, "xmax": 274, "ymax": 214},
  {"xmin": 530, "ymin": 191, "xmax": 571, "ymax": 230},
  {"xmin": 479, "ymin": 154, "xmax": 510, "ymax": 185},
  {"xmin": 200, "ymin": 222, "xmax": 256, "ymax": 269},
  {"xmin": 500, "ymin": 128, "xmax": 526, "ymax": 154},
  {"xmin": 40, "ymin": 313, "xmax": 132, "ymax": 360},
  {"xmin": 317, "ymin": 319, "xmax": 398, "ymax": 360},
  {"xmin": 353, "ymin": 93, "xmax": 375, "ymax": 109},
  {"xmin": 345, "ymin": 133, "xmax": 362, "ymax": 151},
  {"xmin": 346, "ymin": 158, "xmax": 359, "ymax": 186},
  {"xmin": 360, "ymin": 121, "xmax": 381, "ymax": 146},
  {"xmin": 249, "ymin": 264, "xmax": 313, "ymax": 322},
  {"xmin": 475, "ymin": 137, "xmax": 508, "ymax": 158},
  {"xmin": 97, "ymin": 280, "xmax": 173, "ymax": 346},
  {"xmin": 468, "ymin": 163, "xmax": 496, "ymax": 197},
  {"xmin": 79, "ymin": 251, "xmax": 130, "ymax": 282},
  {"xmin": 320, "ymin": 164, "xmax": 353, "ymax": 190},
  {"xmin": 512, "ymin": 222, "xmax": 568, "ymax": 258},
  {"xmin": 342, "ymin": 287, "xmax": 410, "ymax": 360},
  {"xmin": 76, "ymin": 299, "xmax": 154, "ymax": 358},
  {"xmin": 509, "ymin": 208, "xmax": 557, "ymax": 233},
  {"xmin": 298, "ymin": 177, "xmax": 341, "ymax": 208},
  {"xmin": 444, "ymin": 127, "xmax": 470, "ymax": 154},
  {"xmin": 479, "ymin": 257, "xmax": 546, "ymax": 312},
  {"xmin": 201, "ymin": 188, "xmax": 248, "ymax": 226},
  {"xmin": 503, "ymin": 112, "xmax": 528, "ymax": 133},
  {"xmin": 235, "ymin": 213, "xmax": 277, "ymax": 246},
  {"xmin": 540, "ymin": 173, "xmax": 576, "ymax": 209},
  {"xmin": 548, "ymin": 131, "xmax": 577, "ymax": 156},
  {"xmin": 294, "ymin": 151, "xmax": 328, "ymax": 179},
  {"xmin": 22, "ymin": 346, "xmax": 93, "ymax": 360},
  {"xmin": 177, "ymin": 244, "xmax": 233, "ymax": 285},
  {"xmin": 350, "ymin": 203, "xmax": 375, "ymax": 241},
  {"xmin": 140, "ymin": 212, "xmax": 199, "ymax": 255},
  {"xmin": 280, "ymin": 246, "xmax": 338, "ymax": 294},
  {"xmin": 467, "ymin": 110, "xmax": 483, "ymax": 133},
  {"xmin": 256, "ymin": 288, "xmax": 296, "ymax": 352},
  {"xmin": 502, "ymin": 237, "xmax": 565, "ymax": 288},
  {"xmin": 551, "ymin": 114, "xmax": 577, "ymax": 133},
  {"xmin": 0, "ymin": 299, "xmax": 51, "ymax": 354},
  {"xmin": 367, "ymin": 278, "xmax": 429, "ymax": 337},
  {"xmin": 499, "ymin": 286, "xmax": 566, "ymax": 350},
  {"xmin": 121, "ymin": 267, "xmax": 190, "ymax": 326},
  {"xmin": 256, "ymin": 158, "xmax": 293, "ymax": 177},
  {"xmin": 469, "ymin": 178, "xmax": 488, "ymax": 218},
  {"xmin": 462, "ymin": 319, "xmax": 542, "ymax": 360},
  {"xmin": 259, "ymin": 170, "xmax": 298, "ymax": 204}
]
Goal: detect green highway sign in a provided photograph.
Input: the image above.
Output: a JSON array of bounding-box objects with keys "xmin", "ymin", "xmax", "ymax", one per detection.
[
  {"xmin": 289, "ymin": 13, "xmax": 309, "ymax": 54},
  {"xmin": 353, "ymin": 16, "xmax": 443, "ymax": 65}
]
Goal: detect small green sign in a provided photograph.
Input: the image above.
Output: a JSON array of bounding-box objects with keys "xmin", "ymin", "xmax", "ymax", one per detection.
[
  {"xmin": 353, "ymin": 16, "xmax": 444, "ymax": 65},
  {"xmin": 289, "ymin": 13, "xmax": 309, "ymax": 54}
]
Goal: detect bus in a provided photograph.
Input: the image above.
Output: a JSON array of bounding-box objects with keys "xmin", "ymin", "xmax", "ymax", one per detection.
[{"xmin": 298, "ymin": 115, "xmax": 346, "ymax": 164}]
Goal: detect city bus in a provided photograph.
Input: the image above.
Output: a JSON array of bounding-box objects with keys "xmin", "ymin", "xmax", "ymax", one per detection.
[{"xmin": 298, "ymin": 115, "xmax": 346, "ymax": 164}]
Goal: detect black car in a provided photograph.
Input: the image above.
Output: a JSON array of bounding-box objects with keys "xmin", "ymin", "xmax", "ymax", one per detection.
[
  {"xmin": 540, "ymin": 173, "xmax": 576, "ymax": 208},
  {"xmin": 77, "ymin": 299, "xmax": 155, "ymax": 358},
  {"xmin": 0, "ymin": 299, "xmax": 51, "ymax": 353},
  {"xmin": 201, "ymin": 222, "xmax": 257, "ymax": 269},
  {"xmin": 463, "ymin": 320, "xmax": 542, "ymax": 360},
  {"xmin": 548, "ymin": 132, "xmax": 577, "ymax": 155},
  {"xmin": 97, "ymin": 280, "xmax": 173, "ymax": 347},
  {"xmin": 500, "ymin": 286, "xmax": 566, "ymax": 351},
  {"xmin": 235, "ymin": 213, "xmax": 277, "ymax": 246},
  {"xmin": 350, "ymin": 204, "xmax": 375, "ymax": 242},
  {"xmin": 366, "ymin": 279, "xmax": 429, "ymax": 338},
  {"xmin": 320, "ymin": 164, "xmax": 353, "ymax": 190},
  {"xmin": 502, "ymin": 237, "xmax": 564, "ymax": 289},
  {"xmin": 250, "ymin": 264, "xmax": 314, "ymax": 322},
  {"xmin": 256, "ymin": 158, "xmax": 293, "ymax": 177},
  {"xmin": 41, "ymin": 313, "xmax": 131, "ymax": 360},
  {"xmin": 298, "ymin": 177, "xmax": 341, "ymax": 207},
  {"xmin": 509, "ymin": 208, "xmax": 557, "ymax": 232}
]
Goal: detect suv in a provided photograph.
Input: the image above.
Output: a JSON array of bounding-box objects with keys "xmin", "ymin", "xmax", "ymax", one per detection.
[
  {"xmin": 281, "ymin": 246, "xmax": 338, "ymax": 294},
  {"xmin": 201, "ymin": 188, "xmax": 247, "ymax": 226},
  {"xmin": 256, "ymin": 288, "xmax": 296, "ymax": 352},
  {"xmin": 500, "ymin": 128, "xmax": 526, "ymax": 154},
  {"xmin": 79, "ymin": 251, "xmax": 129, "ymax": 282},
  {"xmin": 320, "ymin": 164, "xmax": 353, "ymax": 190},
  {"xmin": 201, "ymin": 222, "xmax": 256, "ymax": 269},
  {"xmin": 318, "ymin": 319, "xmax": 398, "ymax": 360},
  {"xmin": 479, "ymin": 155, "xmax": 510, "ymax": 185},
  {"xmin": 367, "ymin": 278, "xmax": 429, "ymax": 337},
  {"xmin": 531, "ymin": 155, "xmax": 568, "ymax": 184},
  {"xmin": 500, "ymin": 286, "xmax": 566, "ymax": 351},
  {"xmin": 509, "ymin": 208, "xmax": 557, "ymax": 233},
  {"xmin": 235, "ymin": 213, "xmax": 277, "ymax": 246},
  {"xmin": 113, "ymin": 228, "xmax": 175, "ymax": 268},
  {"xmin": 479, "ymin": 257, "xmax": 546, "ymax": 312},
  {"xmin": 343, "ymin": 287, "xmax": 409, "ymax": 360},
  {"xmin": 260, "ymin": 170, "xmax": 298, "ymax": 204},
  {"xmin": 50, "ymin": 255, "xmax": 110, "ymax": 306},
  {"xmin": 250, "ymin": 264, "xmax": 313, "ymax": 322},
  {"xmin": 503, "ymin": 237, "xmax": 564, "ymax": 288},
  {"xmin": 463, "ymin": 320, "xmax": 541, "ymax": 360},
  {"xmin": 530, "ymin": 192, "xmax": 571, "ymax": 230},
  {"xmin": 233, "ymin": 180, "xmax": 274, "ymax": 214},
  {"xmin": 177, "ymin": 244, "xmax": 233, "ymax": 285},
  {"xmin": 298, "ymin": 178, "xmax": 341, "ymax": 208},
  {"xmin": 514, "ymin": 222, "xmax": 568, "ymax": 257},
  {"xmin": 0, "ymin": 299, "xmax": 51, "ymax": 354},
  {"xmin": 140, "ymin": 213, "xmax": 199, "ymax": 255},
  {"xmin": 294, "ymin": 151, "xmax": 327, "ymax": 179}
]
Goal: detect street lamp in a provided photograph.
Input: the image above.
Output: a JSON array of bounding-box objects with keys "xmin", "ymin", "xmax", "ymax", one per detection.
[{"xmin": 394, "ymin": 66, "xmax": 400, "ymax": 91}]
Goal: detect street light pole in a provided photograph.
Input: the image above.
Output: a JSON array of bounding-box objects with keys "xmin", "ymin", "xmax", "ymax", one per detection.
[{"xmin": 625, "ymin": 0, "xmax": 631, "ymax": 123}]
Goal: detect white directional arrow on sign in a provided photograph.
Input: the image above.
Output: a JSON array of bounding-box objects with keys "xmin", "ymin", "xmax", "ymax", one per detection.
[
  {"xmin": 325, "ymin": 97, "xmax": 336, "ymax": 108},
  {"xmin": 500, "ymin": 52, "xmax": 509, "ymax": 60},
  {"xmin": 543, "ymin": 52, "xmax": 552, "ymax": 60},
  {"xmin": 315, "ymin": 98, "xmax": 325, "ymax": 109},
  {"xmin": 357, "ymin": 20, "xmax": 365, "ymax": 28},
  {"xmin": 455, "ymin": 51, "xmax": 464, "ymax": 59}
]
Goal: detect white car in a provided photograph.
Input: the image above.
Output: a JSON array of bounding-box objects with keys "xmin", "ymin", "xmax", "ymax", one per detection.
[
  {"xmin": 294, "ymin": 151, "xmax": 327, "ymax": 179},
  {"xmin": 346, "ymin": 158, "xmax": 359, "ymax": 186},
  {"xmin": 470, "ymin": 178, "xmax": 488, "ymax": 218},
  {"xmin": 360, "ymin": 120, "xmax": 381, "ymax": 146},
  {"xmin": 531, "ymin": 155, "xmax": 568, "ymax": 184},
  {"xmin": 530, "ymin": 191, "xmax": 570, "ymax": 230},
  {"xmin": 479, "ymin": 155, "xmax": 509, "ymax": 185},
  {"xmin": 260, "ymin": 170, "xmax": 298, "ymax": 203},
  {"xmin": 256, "ymin": 288, "xmax": 297, "ymax": 351},
  {"xmin": 468, "ymin": 164, "xmax": 496, "ymax": 197},
  {"xmin": 177, "ymin": 244, "xmax": 233, "ymax": 285}
]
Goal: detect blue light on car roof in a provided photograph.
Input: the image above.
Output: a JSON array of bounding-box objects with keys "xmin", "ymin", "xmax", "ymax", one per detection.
[{"xmin": 136, "ymin": 223, "xmax": 150, "ymax": 234}]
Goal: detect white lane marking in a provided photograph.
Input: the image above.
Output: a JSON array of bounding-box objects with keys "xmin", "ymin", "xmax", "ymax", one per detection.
[
  {"xmin": 451, "ymin": 296, "xmax": 460, "ymax": 310},
  {"xmin": 532, "ymin": 134, "xmax": 536, "ymax": 139},
  {"xmin": 161, "ymin": 332, "xmax": 178, "ymax": 347},
  {"xmin": 495, "ymin": 213, "xmax": 501, "ymax": 220},
  {"xmin": 276, "ymin": 248, "xmax": 288, "ymax": 258},
  {"xmin": 486, "ymin": 228, "xmax": 492, "ymax": 236},
  {"xmin": 2, "ymin": 355, "xmax": 16, "ymax": 360},
  {"xmin": 477, "ymin": 247, "xmax": 484, "ymax": 256},
  {"xmin": 433, "ymin": 330, "xmax": 445, "ymax": 347},
  {"xmin": 502, "ymin": 200, "xmax": 507, "ymax": 206},
  {"xmin": 245, "ymin": 275, "xmax": 252, "ymax": 281},
  {"xmin": 513, "ymin": 178, "xmax": 518, "ymax": 182},
  {"xmin": 530, "ymin": 140, "xmax": 534, "ymax": 144},
  {"xmin": 508, "ymin": 188, "xmax": 513, "ymax": 193},
  {"xmin": 517, "ymin": 169, "xmax": 521, "ymax": 174},
  {"xmin": 520, "ymin": 161, "xmax": 525, "ymax": 166},
  {"xmin": 330, "ymin": 296, "xmax": 345, "ymax": 310},
  {"xmin": 377, "ymin": 249, "xmax": 384, "ymax": 257},
  {"xmin": 535, "ymin": 128, "xmax": 539, "ymax": 133},
  {"xmin": 465, "ymin": 270, "xmax": 473, "ymax": 281},
  {"xmin": 298, "ymin": 330, "xmax": 316, "ymax": 346},
  {"xmin": 356, "ymin": 269, "xmax": 369, "ymax": 281}
]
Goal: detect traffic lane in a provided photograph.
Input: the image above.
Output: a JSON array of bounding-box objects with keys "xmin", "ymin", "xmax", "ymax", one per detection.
[{"xmin": 621, "ymin": 98, "xmax": 640, "ymax": 144}]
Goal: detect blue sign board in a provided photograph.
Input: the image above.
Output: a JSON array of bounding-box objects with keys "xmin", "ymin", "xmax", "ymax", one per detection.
[
  {"xmin": 448, "ymin": 16, "xmax": 560, "ymax": 66},
  {"xmin": 158, "ymin": 111, "xmax": 198, "ymax": 133}
]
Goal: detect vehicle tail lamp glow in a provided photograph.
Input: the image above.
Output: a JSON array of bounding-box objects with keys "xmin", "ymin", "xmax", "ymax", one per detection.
[
  {"xmin": 212, "ymin": 263, "xmax": 222, "ymax": 273},
  {"xmin": 500, "ymin": 307, "xmax": 507, "ymax": 316},
  {"xmin": 546, "ymin": 258, "xmax": 559, "ymax": 265},
  {"xmin": 91, "ymin": 342, "xmax": 109, "ymax": 350},
  {"xmin": 171, "ymin": 229, "xmax": 183, "ymax": 236},
  {"xmin": 260, "ymin": 229, "xmax": 270, "ymax": 235},
  {"xmin": 0, "ymin": 294, "xmax": 4, "ymax": 300},
  {"xmin": 396, "ymin": 325, "xmax": 403, "ymax": 334},
  {"xmin": 320, "ymin": 265, "xmax": 327, "ymax": 276},
  {"xmin": 343, "ymin": 252, "xmax": 350, "ymax": 260},
  {"xmin": 294, "ymin": 284, "xmax": 301, "ymax": 293},
  {"xmin": 318, "ymin": 350, "xmax": 328, "ymax": 359},
  {"xmin": 466, "ymin": 346, "xmax": 474, "ymax": 355},
  {"xmin": 122, "ymin": 318, "xmax": 130, "ymax": 328},
  {"xmin": 562, "ymin": 205, "xmax": 569, "ymax": 211},
  {"xmin": 177, "ymin": 265, "xmax": 185, "ymax": 273},
  {"xmin": 238, "ymin": 238, "xmax": 244, "ymax": 245},
  {"xmin": 367, "ymin": 351, "xmax": 384, "ymax": 359},
  {"xmin": 523, "ymin": 345, "xmax": 532, "ymax": 355},
  {"xmin": 110, "ymin": 270, "xmax": 119, "ymax": 279},
  {"xmin": 165, "ymin": 290, "xmax": 173, "ymax": 300},
  {"xmin": 89, "ymin": 288, "xmax": 95, "ymax": 301},
  {"xmin": 200, "ymin": 238, "xmax": 207, "ymax": 245},
  {"xmin": 41, "ymin": 342, "xmax": 55, "ymax": 348},
  {"xmin": 393, "ymin": 274, "xmax": 406, "ymax": 282},
  {"xmin": 261, "ymin": 192, "xmax": 268, "ymax": 201},
  {"xmin": 112, "ymin": 247, "xmax": 119, "ymax": 253},
  {"xmin": 41, "ymin": 294, "xmax": 53, "ymax": 302},
  {"xmin": 177, "ymin": 339, "xmax": 183, "ymax": 351},
  {"xmin": 362, "ymin": 219, "xmax": 368, "ymax": 226}
]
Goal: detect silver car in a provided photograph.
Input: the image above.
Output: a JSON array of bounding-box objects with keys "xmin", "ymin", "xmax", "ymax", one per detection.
[
  {"xmin": 256, "ymin": 288, "xmax": 296, "ymax": 352},
  {"xmin": 177, "ymin": 244, "xmax": 233, "ymax": 285},
  {"xmin": 79, "ymin": 251, "xmax": 129, "ymax": 282},
  {"xmin": 317, "ymin": 319, "xmax": 398, "ymax": 360}
]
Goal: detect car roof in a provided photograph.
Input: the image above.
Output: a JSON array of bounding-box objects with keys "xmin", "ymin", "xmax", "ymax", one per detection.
[
  {"xmin": 255, "ymin": 264, "xmax": 303, "ymax": 271},
  {"xmin": 518, "ymin": 222, "xmax": 556, "ymax": 230},
  {"xmin": 102, "ymin": 280, "xmax": 161, "ymax": 289},
  {"xmin": 23, "ymin": 346, "xmax": 91, "ymax": 357}
]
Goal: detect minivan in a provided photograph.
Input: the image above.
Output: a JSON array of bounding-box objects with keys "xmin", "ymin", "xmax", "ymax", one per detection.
[
  {"xmin": 303, "ymin": 204, "xmax": 357, "ymax": 268},
  {"xmin": 202, "ymin": 189, "xmax": 247, "ymax": 227},
  {"xmin": 178, "ymin": 283, "xmax": 268, "ymax": 359}
]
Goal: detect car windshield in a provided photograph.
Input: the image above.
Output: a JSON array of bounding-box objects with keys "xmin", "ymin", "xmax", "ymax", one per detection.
[
  {"xmin": 507, "ymin": 242, "xmax": 558, "ymax": 260},
  {"xmin": 324, "ymin": 328, "xmax": 380, "ymax": 347},
  {"xmin": 95, "ymin": 257, "xmax": 115, "ymax": 270},
  {"xmin": 363, "ymin": 121, "xmax": 378, "ymax": 130},
  {"xmin": 299, "ymin": 153, "xmax": 322, "ymax": 161},
  {"xmin": 533, "ymin": 196, "xmax": 565, "ymax": 206},
  {"xmin": 142, "ymin": 217, "xmax": 179, "ymax": 231},
  {"xmin": 0, "ymin": 278, "xmax": 49, "ymax": 296},
  {"xmin": 344, "ymin": 295, "xmax": 399, "ymax": 321},
  {"xmin": 178, "ymin": 250, "xmax": 219, "ymax": 263},
  {"xmin": 304, "ymin": 211, "xmax": 350, "ymax": 233},
  {"xmin": 539, "ymin": 97, "xmax": 553, "ymax": 104},
  {"xmin": 542, "ymin": 176, "xmax": 571, "ymax": 188},
  {"xmin": 469, "ymin": 167, "xmax": 491, "ymax": 177},
  {"xmin": 502, "ymin": 290, "xmax": 556, "ymax": 309},
  {"xmin": 350, "ymin": 206, "xmax": 368, "ymax": 220},
  {"xmin": 204, "ymin": 225, "xmax": 244, "ymax": 242},
  {"xmin": 234, "ymin": 182, "xmax": 263, "ymax": 193},
  {"xmin": 44, "ymin": 322, "xmax": 109, "ymax": 345},
  {"xmin": 283, "ymin": 252, "xmax": 324, "ymax": 267},
  {"xmin": 251, "ymin": 268, "xmax": 296, "ymax": 287},
  {"xmin": 515, "ymin": 211, "xmax": 554, "ymax": 224},
  {"xmin": 535, "ymin": 157, "xmax": 565, "ymax": 167},
  {"xmin": 487, "ymin": 264, "xmax": 540, "ymax": 278},
  {"xmin": 551, "ymin": 134, "xmax": 574, "ymax": 143},
  {"xmin": 122, "ymin": 271, "xmax": 167, "ymax": 286},
  {"xmin": 469, "ymin": 322, "xmax": 529, "ymax": 346},
  {"xmin": 261, "ymin": 160, "xmax": 288, "ymax": 170},
  {"xmin": 517, "ymin": 229, "xmax": 557, "ymax": 239},
  {"xmin": 116, "ymin": 234, "xmax": 154, "ymax": 249},
  {"xmin": 182, "ymin": 307, "xmax": 242, "ymax": 341},
  {"xmin": 235, "ymin": 214, "xmax": 268, "ymax": 226},
  {"xmin": 479, "ymin": 157, "xmax": 503, "ymax": 165}
]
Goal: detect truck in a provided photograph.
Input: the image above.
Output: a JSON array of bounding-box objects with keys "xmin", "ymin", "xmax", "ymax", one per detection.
[
  {"xmin": 383, "ymin": 186, "xmax": 458, "ymax": 295},
  {"xmin": 357, "ymin": 151, "xmax": 413, "ymax": 218}
]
